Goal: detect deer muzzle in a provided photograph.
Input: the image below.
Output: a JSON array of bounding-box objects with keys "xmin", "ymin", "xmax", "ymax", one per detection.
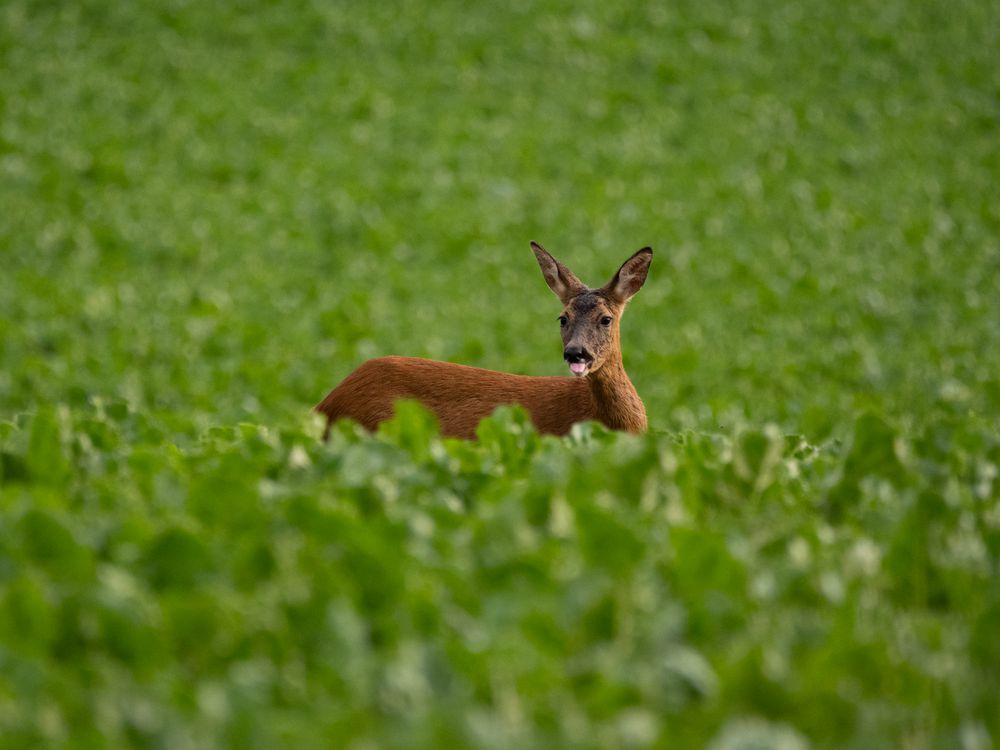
[{"xmin": 563, "ymin": 346, "xmax": 593, "ymax": 376}]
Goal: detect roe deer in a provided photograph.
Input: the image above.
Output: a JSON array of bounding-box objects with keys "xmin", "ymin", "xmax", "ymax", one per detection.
[{"xmin": 315, "ymin": 242, "xmax": 652, "ymax": 440}]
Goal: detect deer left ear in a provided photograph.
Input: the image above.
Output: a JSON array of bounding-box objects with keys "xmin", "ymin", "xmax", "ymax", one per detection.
[{"xmin": 604, "ymin": 247, "xmax": 652, "ymax": 303}]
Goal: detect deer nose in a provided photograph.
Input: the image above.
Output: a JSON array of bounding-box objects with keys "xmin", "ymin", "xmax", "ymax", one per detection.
[{"xmin": 563, "ymin": 346, "xmax": 592, "ymax": 364}]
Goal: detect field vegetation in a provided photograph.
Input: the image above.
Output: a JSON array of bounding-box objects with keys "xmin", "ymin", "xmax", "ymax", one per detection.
[{"xmin": 1, "ymin": 0, "xmax": 998, "ymax": 747}]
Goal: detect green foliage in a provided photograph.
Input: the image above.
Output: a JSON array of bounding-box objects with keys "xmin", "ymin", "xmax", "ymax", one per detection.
[
  {"xmin": 1, "ymin": 0, "xmax": 998, "ymax": 747},
  {"xmin": 0, "ymin": 405, "xmax": 997, "ymax": 748}
]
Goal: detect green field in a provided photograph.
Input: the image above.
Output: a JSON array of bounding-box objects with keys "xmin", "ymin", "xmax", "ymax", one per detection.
[{"xmin": 1, "ymin": 0, "xmax": 999, "ymax": 747}]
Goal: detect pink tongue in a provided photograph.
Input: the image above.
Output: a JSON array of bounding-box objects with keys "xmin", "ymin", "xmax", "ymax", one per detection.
[{"xmin": 569, "ymin": 361, "xmax": 587, "ymax": 375}]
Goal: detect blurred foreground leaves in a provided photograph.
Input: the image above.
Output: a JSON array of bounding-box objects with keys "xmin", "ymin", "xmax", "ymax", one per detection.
[{"xmin": 1, "ymin": 401, "xmax": 997, "ymax": 749}]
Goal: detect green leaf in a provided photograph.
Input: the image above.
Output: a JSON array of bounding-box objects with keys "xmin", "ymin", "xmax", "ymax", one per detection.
[
  {"xmin": 142, "ymin": 527, "xmax": 212, "ymax": 591},
  {"xmin": 575, "ymin": 503, "xmax": 643, "ymax": 577},
  {"xmin": 0, "ymin": 576, "xmax": 56, "ymax": 654},
  {"xmin": 26, "ymin": 409, "xmax": 72, "ymax": 487},
  {"xmin": 377, "ymin": 399, "xmax": 440, "ymax": 462},
  {"xmin": 842, "ymin": 412, "xmax": 908, "ymax": 484},
  {"xmin": 17, "ymin": 509, "xmax": 93, "ymax": 583}
]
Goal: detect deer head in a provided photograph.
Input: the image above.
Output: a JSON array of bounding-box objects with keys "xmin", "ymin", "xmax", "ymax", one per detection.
[{"xmin": 531, "ymin": 242, "xmax": 652, "ymax": 378}]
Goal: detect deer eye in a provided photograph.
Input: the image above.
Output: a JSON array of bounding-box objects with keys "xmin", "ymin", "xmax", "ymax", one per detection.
[
  {"xmin": 600, "ymin": 315, "xmax": 613, "ymax": 326},
  {"xmin": 558, "ymin": 315, "xmax": 568, "ymax": 327}
]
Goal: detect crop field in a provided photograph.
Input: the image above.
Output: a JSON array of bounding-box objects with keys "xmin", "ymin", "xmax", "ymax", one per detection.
[{"xmin": 1, "ymin": 0, "xmax": 999, "ymax": 747}]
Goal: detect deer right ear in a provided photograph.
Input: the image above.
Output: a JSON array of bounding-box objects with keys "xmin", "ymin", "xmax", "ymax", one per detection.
[{"xmin": 531, "ymin": 241, "xmax": 585, "ymax": 304}]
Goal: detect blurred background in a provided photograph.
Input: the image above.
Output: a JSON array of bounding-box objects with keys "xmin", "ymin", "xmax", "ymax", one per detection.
[{"xmin": 1, "ymin": 0, "xmax": 997, "ymax": 436}]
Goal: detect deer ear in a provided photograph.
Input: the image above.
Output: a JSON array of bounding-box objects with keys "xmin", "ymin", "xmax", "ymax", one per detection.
[
  {"xmin": 531, "ymin": 241, "xmax": 585, "ymax": 304},
  {"xmin": 604, "ymin": 247, "xmax": 652, "ymax": 303}
]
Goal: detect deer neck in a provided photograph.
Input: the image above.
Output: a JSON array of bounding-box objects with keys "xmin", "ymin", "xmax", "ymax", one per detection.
[{"xmin": 587, "ymin": 354, "xmax": 647, "ymax": 433}]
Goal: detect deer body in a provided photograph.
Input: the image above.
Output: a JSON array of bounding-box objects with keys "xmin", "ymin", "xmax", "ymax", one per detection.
[{"xmin": 316, "ymin": 243, "xmax": 652, "ymax": 440}]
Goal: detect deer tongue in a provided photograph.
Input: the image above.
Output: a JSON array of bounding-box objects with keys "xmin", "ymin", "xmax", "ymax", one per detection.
[{"xmin": 569, "ymin": 361, "xmax": 588, "ymax": 375}]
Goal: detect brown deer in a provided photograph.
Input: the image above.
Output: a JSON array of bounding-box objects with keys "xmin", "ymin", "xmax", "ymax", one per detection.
[{"xmin": 315, "ymin": 242, "xmax": 652, "ymax": 440}]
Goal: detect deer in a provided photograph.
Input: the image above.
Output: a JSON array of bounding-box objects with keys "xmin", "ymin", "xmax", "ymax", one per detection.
[{"xmin": 315, "ymin": 242, "xmax": 652, "ymax": 440}]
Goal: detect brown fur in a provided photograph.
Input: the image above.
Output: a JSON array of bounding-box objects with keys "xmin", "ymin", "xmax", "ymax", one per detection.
[{"xmin": 315, "ymin": 244, "xmax": 652, "ymax": 440}]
